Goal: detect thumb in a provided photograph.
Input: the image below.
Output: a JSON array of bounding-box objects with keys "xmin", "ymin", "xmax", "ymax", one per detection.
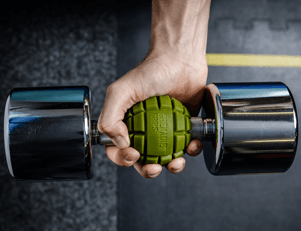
[{"xmin": 98, "ymin": 80, "xmax": 137, "ymax": 149}]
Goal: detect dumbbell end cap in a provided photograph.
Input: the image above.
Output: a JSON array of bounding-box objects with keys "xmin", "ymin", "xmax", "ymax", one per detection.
[
  {"xmin": 204, "ymin": 82, "xmax": 298, "ymax": 175},
  {"xmin": 4, "ymin": 94, "xmax": 15, "ymax": 179},
  {"xmin": 4, "ymin": 86, "xmax": 94, "ymax": 181}
]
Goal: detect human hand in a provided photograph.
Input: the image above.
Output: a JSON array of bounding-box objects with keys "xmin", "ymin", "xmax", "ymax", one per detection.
[{"xmin": 98, "ymin": 0, "xmax": 211, "ymax": 178}]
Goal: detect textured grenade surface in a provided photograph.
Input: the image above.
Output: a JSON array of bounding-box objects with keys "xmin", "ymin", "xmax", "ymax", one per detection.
[{"xmin": 123, "ymin": 95, "xmax": 192, "ymax": 165}]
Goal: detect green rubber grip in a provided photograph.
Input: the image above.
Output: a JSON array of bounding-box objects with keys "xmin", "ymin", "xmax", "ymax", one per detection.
[{"xmin": 123, "ymin": 95, "xmax": 192, "ymax": 165}]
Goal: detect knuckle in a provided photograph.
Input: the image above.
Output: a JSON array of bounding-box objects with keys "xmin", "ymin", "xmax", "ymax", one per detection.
[
  {"xmin": 106, "ymin": 82, "xmax": 119, "ymax": 95},
  {"xmin": 98, "ymin": 122, "xmax": 114, "ymax": 135},
  {"xmin": 119, "ymin": 152, "xmax": 134, "ymax": 167}
]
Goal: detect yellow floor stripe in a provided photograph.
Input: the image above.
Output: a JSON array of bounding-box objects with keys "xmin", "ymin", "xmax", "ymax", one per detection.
[{"xmin": 206, "ymin": 53, "xmax": 301, "ymax": 67}]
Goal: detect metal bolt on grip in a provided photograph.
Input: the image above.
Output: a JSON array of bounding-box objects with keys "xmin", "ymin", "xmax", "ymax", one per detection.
[
  {"xmin": 190, "ymin": 117, "xmax": 216, "ymax": 142},
  {"xmin": 91, "ymin": 120, "xmax": 112, "ymax": 146}
]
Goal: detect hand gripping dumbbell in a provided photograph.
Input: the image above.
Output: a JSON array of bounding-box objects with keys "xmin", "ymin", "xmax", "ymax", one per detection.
[{"xmin": 4, "ymin": 82, "xmax": 298, "ymax": 181}]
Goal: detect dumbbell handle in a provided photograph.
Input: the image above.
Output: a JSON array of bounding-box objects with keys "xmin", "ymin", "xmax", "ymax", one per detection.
[
  {"xmin": 90, "ymin": 120, "xmax": 114, "ymax": 145},
  {"xmin": 90, "ymin": 117, "xmax": 216, "ymax": 146}
]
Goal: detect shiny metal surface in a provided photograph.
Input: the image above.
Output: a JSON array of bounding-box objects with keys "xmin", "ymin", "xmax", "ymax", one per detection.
[
  {"xmin": 4, "ymin": 86, "xmax": 93, "ymax": 181},
  {"xmin": 91, "ymin": 120, "xmax": 114, "ymax": 146},
  {"xmin": 83, "ymin": 94, "xmax": 93, "ymax": 179},
  {"xmin": 4, "ymin": 82, "xmax": 298, "ymax": 181},
  {"xmin": 190, "ymin": 117, "xmax": 215, "ymax": 141},
  {"xmin": 4, "ymin": 96, "xmax": 13, "ymax": 177},
  {"xmin": 203, "ymin": 82, "xmax": 298, "ymax": 175}
]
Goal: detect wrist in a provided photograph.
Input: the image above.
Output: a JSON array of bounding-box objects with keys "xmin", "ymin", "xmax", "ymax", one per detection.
[{"xmin": 149, "ymin": 0, "xmax": 211, "ymax": 68}]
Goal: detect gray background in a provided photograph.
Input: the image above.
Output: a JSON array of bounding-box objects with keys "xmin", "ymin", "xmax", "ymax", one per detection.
[
  {"xmin": 118, "ymin": 0, "xmax": 301, "ymax": 231},
  {"xmin": 0, "ymin": 1, "xmax": 118, "ymax": 231},
  {"xmin": 1, "ymin": 0, "xmax": 301, "ymax": 231}
]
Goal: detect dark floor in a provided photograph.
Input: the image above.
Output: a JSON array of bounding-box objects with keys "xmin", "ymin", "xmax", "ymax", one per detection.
[
  {"xmin": 118, "ymin": 1, "xmax": 301, "ymax": 231},
  {"xmin": 0, "ymin": 1, "xmax": 118, "ymax": 231}
]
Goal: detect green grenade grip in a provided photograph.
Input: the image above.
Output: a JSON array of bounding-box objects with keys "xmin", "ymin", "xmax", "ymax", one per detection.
[{"xmin": 123, "ymin": 95, "xmax": 192, "ymax": 165}]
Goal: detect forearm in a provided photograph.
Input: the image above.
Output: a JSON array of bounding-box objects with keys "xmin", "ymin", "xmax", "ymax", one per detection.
[{"xmin": 150, "ymin": 0, "xmax": 211, "ymax": 65}]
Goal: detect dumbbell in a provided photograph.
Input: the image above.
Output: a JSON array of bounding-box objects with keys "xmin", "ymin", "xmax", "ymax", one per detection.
[{"xmin": 4, "ymin": 82, "xmax": 298, "ymax": 181}]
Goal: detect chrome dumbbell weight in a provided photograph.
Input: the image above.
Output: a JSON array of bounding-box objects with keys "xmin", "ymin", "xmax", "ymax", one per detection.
[{"xmin": 3, "ymin": 82, "xmax": 298, "ymax": 181}]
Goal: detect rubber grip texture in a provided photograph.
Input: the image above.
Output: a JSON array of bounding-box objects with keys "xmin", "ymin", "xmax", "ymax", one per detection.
[{"xmin": 123, "ymin": 95, "xmax": 192, "ymax": 165}]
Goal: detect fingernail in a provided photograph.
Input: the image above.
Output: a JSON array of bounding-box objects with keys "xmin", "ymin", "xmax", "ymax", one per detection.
[
  {"xmin": 196, "ymin": 148, "xmax": 202, "ymax": 154},
  {"xmin": 124, "ymin": 155, "xmax": 137, "ymax": 162},
  {"xmin": 193, "ymin": 148, "xmax": 202, "ymax": 154},
  {"xmin": 125, "ymin": 135, "xmax": 130, "ymax": 146},
  {"xmin": 173, "ymin": 163, "xmax": 185, "ymax": 173},
  {"xmin": 146, "ymin": 173, "xmax": 158, "ymax": 178},
  {"xmin": 174, "ymin": 167, "xmax": 184, "ymax": 173}
]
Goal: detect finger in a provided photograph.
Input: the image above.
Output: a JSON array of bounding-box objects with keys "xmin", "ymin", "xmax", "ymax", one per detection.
[
  {"xmin": 133, "ymin": 162, "xmax": 162, "ymax": 178},
  {"xmin": 99, "ymin": 120, "xmax": 130, "ymax": 149},
  {"xmin": 186, "ymin": 139, "xmax": 203, "ymax": 157},
  {"xmin": 166, "ymin": 157, "xmax": 185, "ymax": 174},
  {"xmin": 98, "ymin": 81, "xmax": 137, "ymax": 149},
  {"xmin": 106, "ymin": 146, "xmax": 140, "ymax": 167}
]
